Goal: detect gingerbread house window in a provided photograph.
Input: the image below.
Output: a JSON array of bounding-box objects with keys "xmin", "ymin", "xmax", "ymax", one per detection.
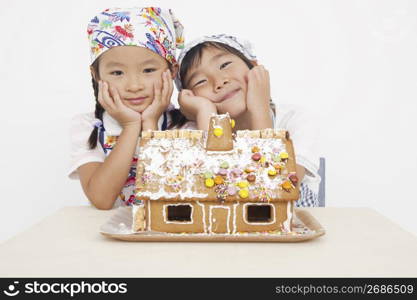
[
  {"xmin": 246, "ymin": 205, "xmax": 273, "ymax": 223},
  {"xmin": 166, "ymin": 205, "xmax": 192, "ymax": 222}
]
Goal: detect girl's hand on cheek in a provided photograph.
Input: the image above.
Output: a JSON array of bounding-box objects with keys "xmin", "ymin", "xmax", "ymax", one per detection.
[
  {"xmin": 98, "ymin": 81, "xmax": 141, "ymax": 128},
  {"xmin": 245, "ymin": 65, "xmax": 271, "ymax": 118},
  {"xmin": 178, "ymin": 89, "xmax": 217, "ymax": 121},
  {"xmin": 141, "ymin": 70, "xmax": 173, "ymax": 130}
]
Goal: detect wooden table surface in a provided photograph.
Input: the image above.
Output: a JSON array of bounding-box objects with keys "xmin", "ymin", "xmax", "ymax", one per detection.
[{"xmin": 0, "ymin": 206, "xmax": 416, "ymax": 277}]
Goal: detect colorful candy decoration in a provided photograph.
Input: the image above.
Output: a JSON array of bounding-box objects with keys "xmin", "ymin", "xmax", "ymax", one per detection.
[
  {"xmin": 273, "ymin": 164, "xmax": 281, "ymax": 170},
  {"xmin": 245, "ymin": 166, "xmax": 255, "ymax": 173},
  {"xmin": 247, "ymin": 174, "xmax": 256, "ymax": 182},
  {"xmin": 200, "ymin": 138, "xmax": 294, "ymax": 200},
  {"xmin": 281, "ymin": 180, "xmax": 292, "ymax": 191},
  {"xmin": 279, "ymin": 152, "xmax": 289, "ymax": 160},
  {"xmin": 214, "ymin": 175, "xmax": 224, "ymax": 185},
  {"xmin": 220, "ymin": 161, "xmax": 229, "ymax": 169},
  {"xmin": 227, "ymin": 185, "xmax": 237, "ymax": 196},
  {"xmin": 204, "ymin": 171, "xmax": 214, "ymax": 179},
  {"xmin": 268, "ymin": 169, "xmax": 277, "ymax": 177},
  {"xmin": 257, "ymin": 187, "xmax": 272, "ymax": 202},
  {"xmin": 289, "ymin": 173, "xmax": 298, "ymax": 186},
  {"xmin": 252, "ymin": 153, "xmax": 261, "ymax": 161},
  {"xmin": 232, "ymin": 168, "xmax": 243, "ymax": 176},
  {"xmin": 213, "ymin": 127, "xmax": 223, "ymax": 137},
  {"xmin": 205, "ymin": 178, "xmax": 215, "ymax": 188},
  {"xmin": 237, "ymin": 180, "xmax": 249, "ymax": 188},
  {"xmin": 230, "ymin": 119, "xmax": 235, "ymax": 128},
  {"xmin": 238, "ymin": 188, "xmax": 249, "ymax": 198},
  {"xmin": 214, "ymin": 184, "xmax": 228, "ymax": 201},
  {"xmin": 217, "ymin": 168, "xmax": 228, "ymax": 176}
]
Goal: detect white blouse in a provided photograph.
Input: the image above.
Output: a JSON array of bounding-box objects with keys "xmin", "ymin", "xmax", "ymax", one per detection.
[
  {"xmin": 68, "ymin": 111, "xmax": 195, "ymax": 180},
  {"xmin": 273, "ymin": 104, "xmax": 321, "ymax": 194}
]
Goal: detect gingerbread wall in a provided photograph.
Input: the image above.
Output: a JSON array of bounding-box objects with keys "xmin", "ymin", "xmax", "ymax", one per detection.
[
  {"xmin": 148, "ymin": 201, "xmax": 205, "ymax": 233},
  {"xmin": 234, "ymin": 201, "xmax": 293, "ymax": 232},
  {"xmin": 147, "ymin": 200, "xmax": 294, "ymax": 234}
]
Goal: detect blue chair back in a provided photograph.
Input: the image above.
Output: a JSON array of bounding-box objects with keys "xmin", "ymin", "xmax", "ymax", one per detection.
[{"xmin": 318, "ymin": 157, "xmax": 326, "ymax": 207}]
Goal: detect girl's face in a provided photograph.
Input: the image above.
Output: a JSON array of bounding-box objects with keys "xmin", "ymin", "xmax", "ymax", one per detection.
[
  {"xmin": 96, "ymin": 46, "xmax": 169, "ymax": 113},
  {"xmin": 183, "ymin": 47, "xmax": 251, "ymax": 118}
]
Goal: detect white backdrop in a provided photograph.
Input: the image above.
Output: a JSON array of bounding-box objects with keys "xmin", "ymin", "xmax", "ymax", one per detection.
[{"xmin": 1, "ymin": 0, "xmax": 416, "ymax": 242}]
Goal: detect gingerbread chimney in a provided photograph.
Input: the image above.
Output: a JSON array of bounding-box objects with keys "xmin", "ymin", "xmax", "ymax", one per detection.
[{"xmin": 205, "ymin": 114, "xmax": 234, "ymax": 151}]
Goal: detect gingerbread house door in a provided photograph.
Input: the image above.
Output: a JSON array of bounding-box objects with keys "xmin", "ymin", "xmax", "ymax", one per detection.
[{"xmin": 209, "ymin": 206, "xmax": 231, "ymax": 234}]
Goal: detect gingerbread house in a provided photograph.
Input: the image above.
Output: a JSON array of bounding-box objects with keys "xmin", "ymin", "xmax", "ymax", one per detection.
[{"xmin": 132, "ymin": 114, "xmax": 300, "ymax": 235}]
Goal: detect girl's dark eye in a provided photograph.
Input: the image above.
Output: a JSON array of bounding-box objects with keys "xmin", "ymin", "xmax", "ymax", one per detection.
[
  {"xmin": 110, "ymin": 70, "xmax": 123, "ymax": 76},
  {"xmin": 194, "ymin": 79, "xmax": 206, "ymax": 87},
  {"xmin": 144, "ymin": 68, "xmax": 157, "ymax": 73},
  {"xmin": 220, "ymin": 61, "xmax": 232, "ymax": 69}
]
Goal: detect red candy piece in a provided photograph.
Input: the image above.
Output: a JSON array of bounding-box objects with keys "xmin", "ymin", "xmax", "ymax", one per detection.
[
  {"xmin": 252, "ymin": 153, "xmax": 261, "ymax": 161},
  {"xmin": 247, "ymin": 174, "xmax": 256, "ymax": 182},
  {"xmin": 289, "ymin": 174, "xmax": 298, "ymax": 185}
]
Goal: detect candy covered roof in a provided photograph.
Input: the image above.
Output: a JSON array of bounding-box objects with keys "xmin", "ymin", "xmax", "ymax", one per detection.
[{"xmin": 135, "ymin": 114, "xmax": 300, "ymax": 203}]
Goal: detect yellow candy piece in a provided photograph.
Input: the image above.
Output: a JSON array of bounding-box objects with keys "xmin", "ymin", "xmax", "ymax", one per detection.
[
  {"xmin": 251, "ymin": 146, "xmax": 260, "ymax": 153},
  {"xmin": 279, "ymin": 152, "xmax": 289, "ymax": 159},
  {"xmin": 230, "ymin": 119, "xmax": 235, "ymax": 128},
  {"xmin": 260, "ymin": 156, "xmax": 266, "ymax": 164},
  {"xmin": 238, "ymin": 180, "xmax": 249, "ymax": 188},
  {"xmin": 205, "ymin": 178, "xmax": 215, "ymax": 188},
  {"xmin": 239, "ymin": 188, "xmax": 249, "ymax": 198},
  {"xmin": 282, "ymin": 181, "xmax": 292, "ymax": 190},
  {"xmin": 214, "ymin": 176, "xmax": 224, "ymax": 185},
  {"xmin": 268, "ymin": 169, "xmax": 277, "ymax": 176},
  {"xmin": 213, "ymin": 127, "xmax": 223, "ymax": 137}
]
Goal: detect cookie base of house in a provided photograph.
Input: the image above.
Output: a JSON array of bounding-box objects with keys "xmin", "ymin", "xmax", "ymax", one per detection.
[{"xmin": 137, "ymin": 200, "xmax": 294, "ymax": 234}]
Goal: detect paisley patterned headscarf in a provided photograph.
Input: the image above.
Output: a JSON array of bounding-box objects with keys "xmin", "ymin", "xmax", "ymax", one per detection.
[{"xmin": 87, "ymin": 7, "xmax": 184, "ymax": 65}]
